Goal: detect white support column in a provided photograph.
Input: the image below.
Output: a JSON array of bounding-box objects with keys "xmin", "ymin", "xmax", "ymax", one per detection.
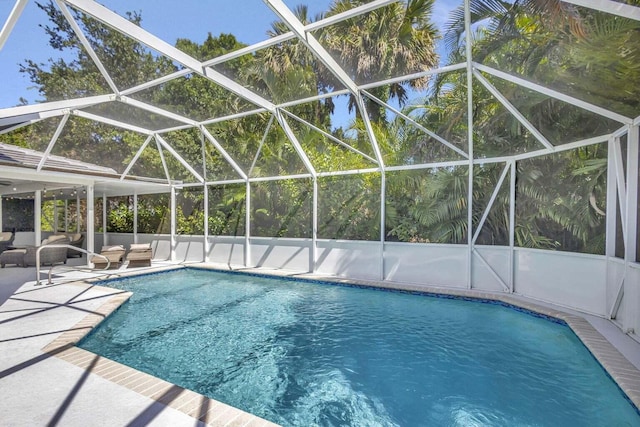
[
  {"xmin": 465, "ymin": 0, "xmax": 474, "ymax": 290},
  {"xmin": 609, "ymin": 148, "xmax": 627, "ymax": 320},
  {"xmin": 204, "ymin": 184, "xmax": 210, "ymax": 263},
  {"xmin": 53, "ymin": 196, "xmax": 59, "ymax": 233},
  {"xmin": 170, "ymin": 186, "xmax": 176, "ymax": 262},
  {"xmin": 64, "ymin": 199, "xmax": 69, "ymax": 232},
  {"xmin": 34, "ymin": 190, "xmax": 41, "ymax": 246},
  {"xmin": 87, "ymin": 185, "xmax": 94, "ymax": 263},
  {"xmin": 624, "ymin": 126, "xmax": 639, "ymax": 334},
  {"xmin": 76, "ymin": 192, "xmax": 81, "ymax": 233},
  {"xmin": 380, "ymin": 171, "xmax": 386, "ymax": 281},
  {"xmin": 606, "ymin": 137, "xmax": 618, "ymax": 258},
  {"xmin": 312, "ymin": 177, "xmax": 318, "ymax": 273},
  {"xmin": 245, "ymin": 181, "xmax": 251, "ymax": 268},
  {"xmin": 102, "ymin": 193, "xmax": 108, "ymax": 246},
  {"xmin": 606, "ymin": 137, "xmax": 618, "ymax": 318},
  {"xmin": 0, "ymin": 196, "xmax": 3, "ymax": 232},
  {"xmin": 626, "ymin": 126, "xmax": 639, "ymax": 267},
  {"xmin": 509, "ymin": 160, "xmax": 516, "ymax": 292},
  {"xmin": 133, "ymin": 191, "xmax": 138, "ymax": 244},
  {"xmin": 614, "ymin": 136, "xmax": 628, "ymax": 236}
]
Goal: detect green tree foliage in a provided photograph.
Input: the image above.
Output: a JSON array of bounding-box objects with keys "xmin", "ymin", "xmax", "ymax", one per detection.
[
  {"xmin": 394, "ymin": 0, "xmax": 627, "ymax": 252},
  {"xmin": 10, "ymin": 0, "xmax": 633, "ymax": 254},
  {"xmin": 106, "ymin": 197, "xmax": 133, "ymax": 233},
  {"xmin": 137, "ymin": 194, "xmax": 170, "ymax": 234}
]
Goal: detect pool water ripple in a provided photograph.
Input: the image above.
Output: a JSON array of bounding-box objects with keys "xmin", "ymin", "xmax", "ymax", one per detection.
[{"xmin": 80, "ymin": 269, "xmax": 640, "ymax": 427}]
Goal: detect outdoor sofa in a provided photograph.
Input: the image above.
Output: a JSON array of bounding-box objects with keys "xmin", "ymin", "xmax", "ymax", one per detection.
[
  {"xmin": 0, "ymin": 234, "xmax": 69, "ymax": 267},
  {"xmin": 0, "ymin": 231, "xmax": 15, "ymax": 253}
]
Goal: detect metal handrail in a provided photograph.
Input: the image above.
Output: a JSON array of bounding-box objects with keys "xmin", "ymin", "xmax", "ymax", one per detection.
[{"xmin": 36, "ymin": 245, "xmax": 111, "ymax": 286}]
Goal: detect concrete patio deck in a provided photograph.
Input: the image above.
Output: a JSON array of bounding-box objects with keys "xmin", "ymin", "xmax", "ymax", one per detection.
[
  {"xmin": 0, "ymin": 258, "xmax": 277, "ymax": 427},
  {"xmin": 1, "ymin": 259, "xmax": 639, "ymax": 426}
]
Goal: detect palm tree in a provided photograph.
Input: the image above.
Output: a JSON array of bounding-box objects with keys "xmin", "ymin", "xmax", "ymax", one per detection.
[
  {"xmin": 261, "ymin": 1, "xmax": 439, "ymax": 122},
  {"xmin": 396, "ymin": 0, "xmax": 620, "ymax": 253},
  {"xmin": 322, "ymin": 0, "xmax": 439, "ymax": 122}
]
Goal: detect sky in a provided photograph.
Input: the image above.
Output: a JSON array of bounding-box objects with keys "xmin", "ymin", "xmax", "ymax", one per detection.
[{"xmin": 0, "ymin": 0, "xmax": 459, "ymax": 112}]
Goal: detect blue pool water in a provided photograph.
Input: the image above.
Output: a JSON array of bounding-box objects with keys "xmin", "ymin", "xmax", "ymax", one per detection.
[{"xmin": 79, "ymin": 268, "xmax": 640, "ymax": 426}]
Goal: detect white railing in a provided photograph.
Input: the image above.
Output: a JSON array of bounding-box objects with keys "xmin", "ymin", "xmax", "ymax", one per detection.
[{"xmin": 36, "ymin": 245, "xmax": 110, "ymax": 286}]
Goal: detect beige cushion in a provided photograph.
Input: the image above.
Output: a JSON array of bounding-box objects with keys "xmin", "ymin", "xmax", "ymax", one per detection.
[
  {"xmin": 101, "ymin": 245, "xmax": 125, "ymax": 252},
  {"xmin": 0, "ymin": 232, "xmax": 12, "ymax": 242},
  {"xmin": 42, "ymin": 235, "xmax": 68, "ymax": 245},
  {"xmin": 129, "ymin": 243, "xmax": 151, "ymax": 252},
  {"xmin": 69, "ymin": 233, "xmax": 82, "ymax": 242}
]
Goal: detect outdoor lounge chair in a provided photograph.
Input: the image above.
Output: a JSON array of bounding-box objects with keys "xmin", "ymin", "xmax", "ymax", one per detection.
[
  {"xmin": 92, "ymin": 245, "xmax": 126, "ymax": 270},
  {"xmin": 0, "ymin": 231, "xmax": 15, "ymax": 253},
  {"xmin": 126, "ymin": 243, "xmax": 152, "ymax": 268}
]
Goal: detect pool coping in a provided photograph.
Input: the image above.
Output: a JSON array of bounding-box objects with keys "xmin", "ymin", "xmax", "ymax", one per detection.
[{"xmin": 41, "ymin": 264, "xmax": 640, "ymax": 425}]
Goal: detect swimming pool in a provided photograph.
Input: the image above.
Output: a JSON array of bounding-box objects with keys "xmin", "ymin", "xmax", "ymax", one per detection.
[{"xmin": 79, "ymin": 268, "xmax": 640, "ymax": 426}]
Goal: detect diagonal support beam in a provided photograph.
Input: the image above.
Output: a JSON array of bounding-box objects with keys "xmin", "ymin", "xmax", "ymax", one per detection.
[
  {"xmin": 473, "ymin": 70, "xmax": 553, "ymax": 150},
  {"xmin": 561, "ymin": 0, "xmax": 640, "ymax": 21},
  {"xmin": 472, "ymin": 162, "xmax": 510, "ymax": 244},
  {"xmin": 264, "ymin": 0, "xmax": 360, "ymax": 94},
  {"xmin": 37, "ymin": 114, "xmax": 70, "ymax": 172},
  {"xmin": 281, "ymin": 109, "xmax": 378, "ymax": 164},
  {"xmin": 155, "ymin": 138, "xmax": 171, "ymax": 184},
  {"xmin": 0, "ymin": 0, "xmax": 28, "ymax": 51},
  {"xmin": 0, "ymin": 119, "xmax": 43, "ymax": 135},
  {"xmin": 359, "ymin": 63, "xmax": 467, "ymax": 91},
  {"xmin": 62, "ymin": 0, "xmax": 275, "ymax": 111},
  {"xmin": 155, "ymin": 134, "xmax": 204, "ymax": 183},
  {"xmin": 473, "ymin": 249, "xmax": 510, "ymax": 292},
  {"xmin": 200, "ymin": 126, "xmax": 248, "ymax": 181},
  {"xmin": 120, "ymin": 134, "xmax": 153, "ymax": 180},
  {"xmin": 274, "ymin": 110, "xmax": 317, "ymax": 178},
  {"xmin": 363, "ymin": 90, "xmax": 469, "ymax": 159},
  {"xmin": 55, "ymin": 0, "xmax": 120, "ymax": 93},
  {"xmin": 613, "ymin": 136, "xmax": 627, "ymax": 237},
  {"xmin": 609, "ymin": 271, "xmax": 625, "ymax": 319},
  {"xmin": 0, "ymin": 94, "xmax": 114, "ymax": 127},
  {"xmin": 249, "ymin": 115, "xmax": 275, "ymax": 176},
  {"xmin": 72, "ymin": 110, "xmax": 153, "ymax": 135},
  {"xmin": 474, "ymin": 63, "xmax": 632, "ymax": 125},
  {"xmin": 119, "ymin": 96, "xmax": 198, "ymax": 126},
  {"xmin": 355, "ymin": 93, "xmax": 385, "ymax": 169},
  {"xmin": 121, "ymin": 0, "xmax": 396, "ymax": 98},
  {"xmin": 201, "ymin": 67, "xmax": 275, "ymax": 112}
]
